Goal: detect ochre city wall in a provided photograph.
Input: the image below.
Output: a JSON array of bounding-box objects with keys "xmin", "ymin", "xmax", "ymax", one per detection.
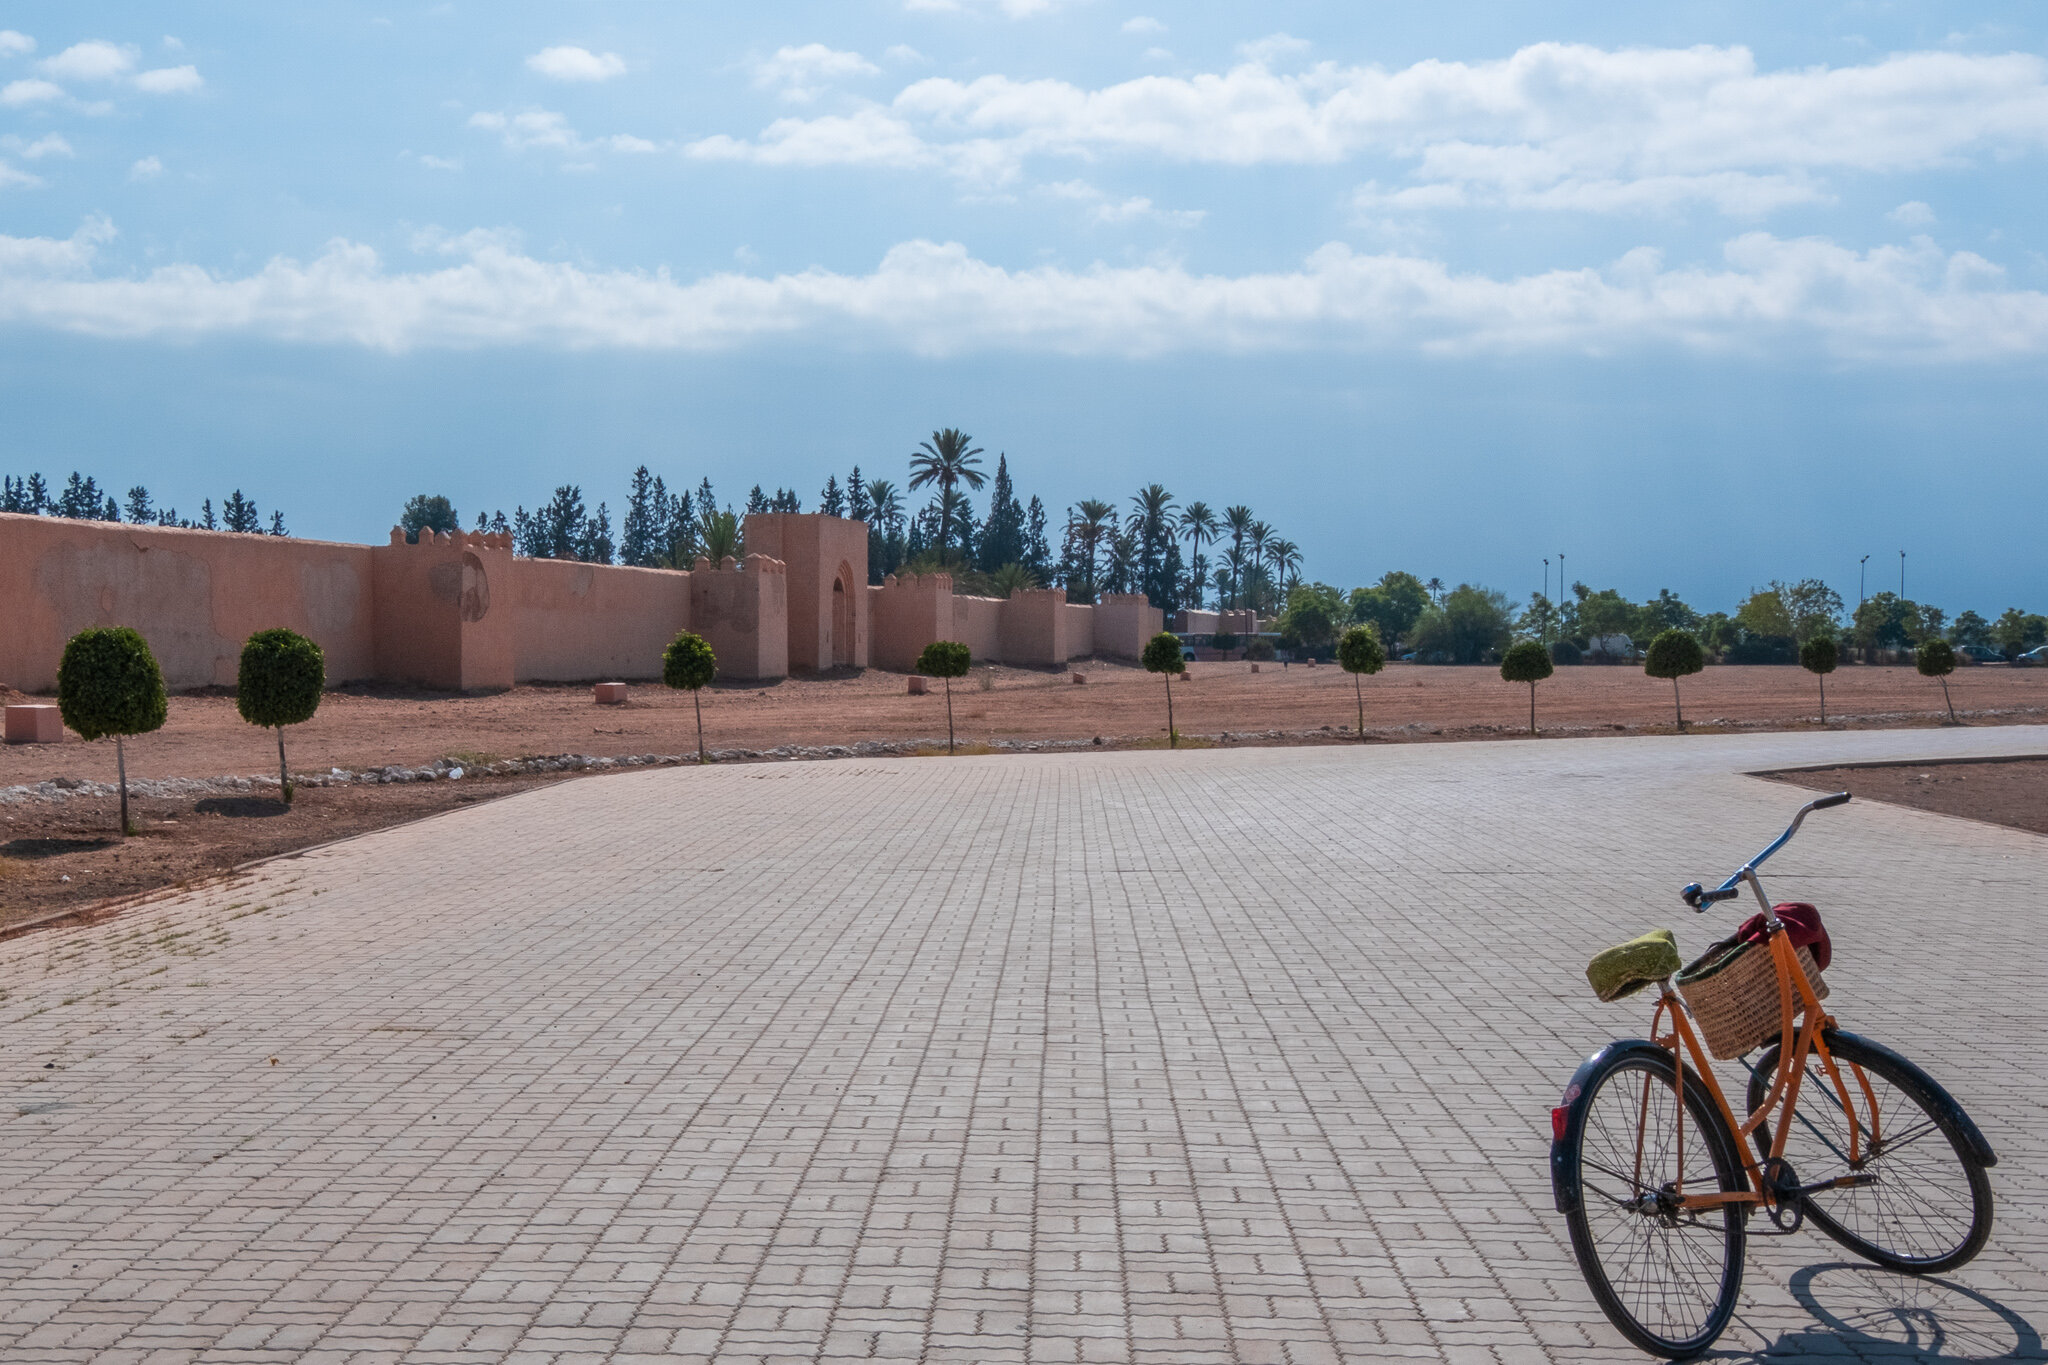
[
  {"xmin": 1, "ymin": 512, "xmax": 378, "ymax": 691},
  {"xmin": 3, "ymin": 510, "xmax": 1167, "ymax": 692},
  {"xmin": 511, "ymin": 556, "xmax": 691, "ymax": 683}
]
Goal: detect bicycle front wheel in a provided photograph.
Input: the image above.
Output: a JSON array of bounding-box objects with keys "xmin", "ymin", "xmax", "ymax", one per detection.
[
  {"xmin": 1749, "ymin": 1029, "xmax": 1993, "ymax": 1274},
  {"xmin": 1561, "ymin": 1041, "xmax": 1748, "ymax": 1359}
]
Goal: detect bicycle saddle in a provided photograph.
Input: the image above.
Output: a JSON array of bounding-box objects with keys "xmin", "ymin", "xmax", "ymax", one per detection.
[{"xmin": 1587, "ymin": 928, "xmax": 1681, "ymax": 1002}]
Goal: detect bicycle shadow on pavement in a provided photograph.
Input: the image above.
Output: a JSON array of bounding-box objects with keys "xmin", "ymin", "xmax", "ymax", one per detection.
[{"xmin": 1717, "ymin": 1263, "xmax": 2043, "ymax": 1362}]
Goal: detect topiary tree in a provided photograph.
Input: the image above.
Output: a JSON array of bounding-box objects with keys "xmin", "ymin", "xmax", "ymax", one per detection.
[
  {"xmin": 1499, "ymin": 639, "xmax": 1554, "ymax": 735},
  {"xmin": 1644, "ymin": 629, "xmax": 1705, "ymax": 730},
  {"xmin": 1916, "ymin": 638, "xmax": 1959, "ymax": 723},
  {"xmin": 56, "ymin": 626, "xmax": 168, "ymax": 837},
  {"xmin": 916, "ymin": 640, "xmax": 972, "ymax": 753},
  {"xmin": 1141, "ymin": 631, "xmax": 1187, "ymax": 748},
  {"xmin": 663, "ymin": 631, "xmax": 717, "ymax": 762},
  {"xmin": 1336, "ymin": 624, "xmax": 1384, "ymax": 739},
  {"xmin": 1800, "ymin": 635, "xmax": 1838, "ymax": 724},
  {"xmin": 237, "ymin": 628, "xmax": 324, "ymax": 803}
]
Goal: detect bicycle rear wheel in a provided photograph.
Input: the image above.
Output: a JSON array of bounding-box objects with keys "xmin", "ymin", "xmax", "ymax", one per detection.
[
  {"xmin": 1748, "ymin": 1029, "xmax": 1993, "ymax": 1274},
  {"xmin": 1561, "ymin": 1041, "xmax": 1748, "ymax": 1359}
]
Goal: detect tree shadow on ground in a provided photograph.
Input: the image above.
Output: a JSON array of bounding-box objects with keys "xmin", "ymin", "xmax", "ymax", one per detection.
[
  {"xmin": 194, "ymin": 797, "xmax": 289, "ymax": 819},
  {"xmin": 0, "ymin": 837, "xmax": 117, "ymax": 859},
  {"xmin": 1714, "ymin": 1263, "xmax": 2041, "ymax": 1362}
]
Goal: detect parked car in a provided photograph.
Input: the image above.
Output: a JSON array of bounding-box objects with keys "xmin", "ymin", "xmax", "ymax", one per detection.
[
  {"xmin": 2017, "ymin": 644, "xmax": 2048, "ymax": 666},
  {"xmin": 1955, "ymin": 643, "xmax": 2005, "ymax": 664}
]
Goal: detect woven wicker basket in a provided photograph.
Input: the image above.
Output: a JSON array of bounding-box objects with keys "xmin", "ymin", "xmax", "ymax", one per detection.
[{"xmin": 1677, "ymin": 935, "xmax": 1828, "ymax": 1060}]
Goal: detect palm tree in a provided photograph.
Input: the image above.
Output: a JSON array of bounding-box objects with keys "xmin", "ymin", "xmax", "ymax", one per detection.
[
  {"xmin": 1178, "ymin": 501, "xmax": 1219, "ymax": 608},
  {"xmin": 1072, "ymin": 498, "xmax": 1116, "ymax": 600},
  {"xmin": 1247, "ymin": 520, "xmax": 1274, "ymax": 612},
  {"xmin": 864, "ymin": 479, "xmax": 902, "ymax": 536},
  {"xmin": 1270, "ymin": 539, "xmax": 1302, "ymax": 598},
  {"xmin": 1129, "ymin": 484, "xmax": 1177, "ymax": 603},
  {"xmin": 1222, "ymin": 505, "xmax": 1254, "ymax": 607},
  {"xmin": 908, "ymin": 428, "xmax": 986, "ymax": 566},
  {"xmin": 1426, "ymin": 577, "xmax": 1446, "ymax": 609},
  {"xmin": 698, "ymin": 505, "xmax": 742, "ymax": 564},
  {"xmin": 988, "ymin": 562, "xmax": 1037, "ymax": 598}
]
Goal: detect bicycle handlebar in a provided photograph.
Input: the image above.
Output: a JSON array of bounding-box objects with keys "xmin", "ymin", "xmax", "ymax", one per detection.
[{"xmin": 1679, "ymin": 791, "xmax": 1849, "ymax": 912}]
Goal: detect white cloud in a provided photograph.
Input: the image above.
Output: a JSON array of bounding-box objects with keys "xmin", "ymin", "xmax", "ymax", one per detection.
[
  {"xmin": 0, "ymin": 31, "xmax": 33, "ymax": 58},
  {"xmin": 0, "ymin": 162, "xmax": 40, "ymax": 190},
  {"xmin": 134, "ymin": 64, "xmax": 202, "ymax": 94},
  {"xmin": 1122, "ymin": 17, "xmax": 1165, "ymax": 35},
  {"xmin": 692, "ymin": 43, "xmax": 2048, "ymax": 212},
  {"xmin": 11, "ymin": 133, "xmax": 72, "ymax": 159},
  {"xmin": 525, "ymin": 46, "xmax": 627, "ymax": 82},
  {"xmin": 41, "ymin": 40, "xmax": 136, "ymax": 82},
  {"xmin": 1043, "ymin": 179, "xmax": 1204, "ymax": 227},
  {"xmin": 127, "ymin": 155, "xmax": 162, "ymax": 181},
  {"xmin": 469, "ymin": 109, "xmax": 666, "ymax": 157},
  {"xmin": 753, "ymin": 44, "xmax": 881, "ymax": 103},
  {"xmin": 1, "ymin": 217, "xmax": 2042, "ymax": 362},
  {"xmin": 1889, "ymin": 200, "xmax": 1937, "ymax": 227},
  {"xmin": 0, "ymin": 78, "xmax": 64, "ymax": 107},
  {"xmin": 884, "ymin": 45, "xmax": 927, "ymax": 65},
  {"xmin": 412, "ymin": 153, "xmax": 463, "ymax": 171},
  {"xmin": 162, "ymin": 35, "xmax": 184, "ymax": 53}
]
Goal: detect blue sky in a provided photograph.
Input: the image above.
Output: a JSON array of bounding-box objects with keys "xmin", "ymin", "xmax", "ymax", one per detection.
[{"xmin": 2, "ymin": 2, "xmax": 2044, "ymax": 615}]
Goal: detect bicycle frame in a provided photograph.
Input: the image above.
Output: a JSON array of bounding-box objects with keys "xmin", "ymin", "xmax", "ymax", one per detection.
[{"xmin": 1645, "ymin": 870, "xmax": 1882, "ymax": 1216}]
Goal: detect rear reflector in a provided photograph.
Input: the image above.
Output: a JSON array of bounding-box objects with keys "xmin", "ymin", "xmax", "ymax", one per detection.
[{"xmin": 1552, "ymin": 1106, "xmax": 1570, "ymax": 1141}]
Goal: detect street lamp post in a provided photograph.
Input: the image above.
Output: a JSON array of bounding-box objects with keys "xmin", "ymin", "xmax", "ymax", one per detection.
[
  {"xmin": 1859, "ymin": 555, "xmax": 1870, "ymax": 608},
  {"xmin": 1900, "ymin": 550, "xmax": 1906, "ymax": 601},
  {"xmin": 1542, "ymin": 558, "xmax": 1550, "ymax": 641}
]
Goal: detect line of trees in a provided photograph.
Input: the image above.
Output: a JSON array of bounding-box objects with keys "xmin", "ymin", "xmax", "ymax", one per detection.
[
  {"xmin": 415, "ymin": 432, "xmax": 1301, "ymax": 616},
  {"xmin": 1268, "ymin": 572, "xmax": 2048, "ymax": 666},
  {"xmin": 3, "ymin": 471, "xmax": 288, "ymax": 535}
]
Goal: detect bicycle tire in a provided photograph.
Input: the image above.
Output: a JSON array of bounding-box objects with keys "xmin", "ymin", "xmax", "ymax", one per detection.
[
  {"xmin": 1559, "ymin": 1040, "xmax": 1748, "ymax": 1359},
  {"xmin": 1748, "ymin": 1029, "xmax": 1993, "ymax": 1274}
]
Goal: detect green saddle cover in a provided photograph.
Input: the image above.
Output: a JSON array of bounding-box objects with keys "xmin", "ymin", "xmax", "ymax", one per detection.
[{"xmin": 1587, "ymin": 928, "xmax": 1682, "ymax": 1002}]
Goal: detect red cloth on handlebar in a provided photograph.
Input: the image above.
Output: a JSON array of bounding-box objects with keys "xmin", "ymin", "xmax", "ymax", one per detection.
[{"xmin": 1735, "ymin": 902, "xmax": 1831, "ymax": 972}]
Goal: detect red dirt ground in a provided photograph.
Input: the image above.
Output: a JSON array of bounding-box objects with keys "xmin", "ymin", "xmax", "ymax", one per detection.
[
  {"xmin": 1770, "ymin": 756, "xmax": 2048, "ymax": 839},
  {"xmin": 3, "ymin": 660, "xmax": 2042, "ymax": 926}
]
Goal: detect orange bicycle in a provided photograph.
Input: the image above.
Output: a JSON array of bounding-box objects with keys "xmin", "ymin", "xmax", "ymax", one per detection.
[{"xmin": 1550, "ymin": 793, "xmax": 1996, "ymax": 1358}]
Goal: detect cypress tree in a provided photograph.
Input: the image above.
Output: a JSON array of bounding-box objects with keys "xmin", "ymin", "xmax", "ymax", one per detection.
[
  {"xmin": 977, "ymin": 454, "xmax": 1026, "ymax": 572},
  {"xmin": 820, "ymin": 475, "xmax": 845, "ymax": 517}
]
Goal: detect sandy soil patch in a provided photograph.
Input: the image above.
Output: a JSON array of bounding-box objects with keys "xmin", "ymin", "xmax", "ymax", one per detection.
[
  {"xmin": 4, "ymin": 660, "xmax": 2043, "ymax": 925},
  {"xmin": 1769, "ymin": 756, "xmax": 2048, "ymax": 839}
]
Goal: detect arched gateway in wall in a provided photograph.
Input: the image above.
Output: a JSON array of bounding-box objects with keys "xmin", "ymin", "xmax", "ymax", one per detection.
[{"xmin": 831, "ymin": 563, "xmax": 856, "ymax": 667}]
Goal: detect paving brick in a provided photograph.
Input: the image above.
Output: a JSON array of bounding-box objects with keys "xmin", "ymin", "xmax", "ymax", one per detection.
[{"xmin": 0, "ymin": 727, "xmax": 2042, "ymax": 1362}]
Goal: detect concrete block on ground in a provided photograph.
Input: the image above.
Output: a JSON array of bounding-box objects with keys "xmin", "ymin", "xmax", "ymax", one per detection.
[
  {"xmin": 593, "ymin": 682, "xmax": 629, "ymax": 705},
  {"xmin": 3, "ymin": 705, "xmax": 63, "ymax": 744},
  {"xmin": 1250, "ymin": 663, "xmax": 1261, "ymax": 673},
  {"xmin": 907, "ymin": 675, "xmax": 930, "ymax": 695},
  {"xmin": 1070, "ymin": 672, "xmax": 1086, "ymax": 684}
]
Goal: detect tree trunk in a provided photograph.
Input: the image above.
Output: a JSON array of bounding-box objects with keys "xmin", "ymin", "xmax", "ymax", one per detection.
[
  {"xmin": 694, "ymin": 689, "xmax": 705, "ymax": 763},
  {"xmin": 1164, "ymin": 673, "xmax": 1176, "ymax": 748},
  {"xmin": 277, "ymin": 726, "xmax": 291, "ymax": 803},
  {"xmin": 115, "ymin": 734, "xmax": 130, "ymax": 839},
  {"xmin": 1672, "ymin": 676, "xmax": 1685, "ymax": 730},
  {"xmin": 1354, "ymin": 673, "xmax": 1365, "ymax": 739},
  {"xmin": 1818, "ymin": 674, "xmax": 1827, "ymax": 724},
  {"xmin": 945, "ymin": 676, "xmax": 956, "ymax": 753},
  {"xmin": 1529, "ymin": 681, "xmax": 1537, "ymax": 736},
  {"xmin": 1941, "ymin": 676, "xmax": 1956, "ymax": 724}
]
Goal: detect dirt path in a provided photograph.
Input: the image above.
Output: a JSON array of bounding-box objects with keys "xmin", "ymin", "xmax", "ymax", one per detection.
[
  {"xmin": 5, "ymin": 660, "xmax": 2043, "ymax": 924},
  {"xmin": 1770, "ymin": 756, "xmax": 2048, "ymax": 839}
]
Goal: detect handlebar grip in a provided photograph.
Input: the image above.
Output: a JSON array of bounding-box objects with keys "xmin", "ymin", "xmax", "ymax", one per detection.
[
  {"xmin": 1681, "ymin": 882, "xmax": 1743, "ymax": 910},
  {"xmin": 1813, "ymin": 791, "xmax": 1850, "ymax": 809}
]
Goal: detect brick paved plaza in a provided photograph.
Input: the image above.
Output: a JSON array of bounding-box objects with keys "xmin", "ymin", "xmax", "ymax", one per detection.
[{"xmin": 2, "ymin": 728, "xmax": 2045, "ymax": 1364}]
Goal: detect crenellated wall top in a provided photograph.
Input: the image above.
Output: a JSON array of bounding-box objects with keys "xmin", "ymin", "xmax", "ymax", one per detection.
[
  {"xmin": 878, "ymin": 572, "xmax": 952, "ymax": 592},
  {"xmin": 690, "ymin": 552, "xmax": 787, "ymax": 575},
  {"xmin": 385, "ymin": 527, "xmax": 515, "ymax": 551}
]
